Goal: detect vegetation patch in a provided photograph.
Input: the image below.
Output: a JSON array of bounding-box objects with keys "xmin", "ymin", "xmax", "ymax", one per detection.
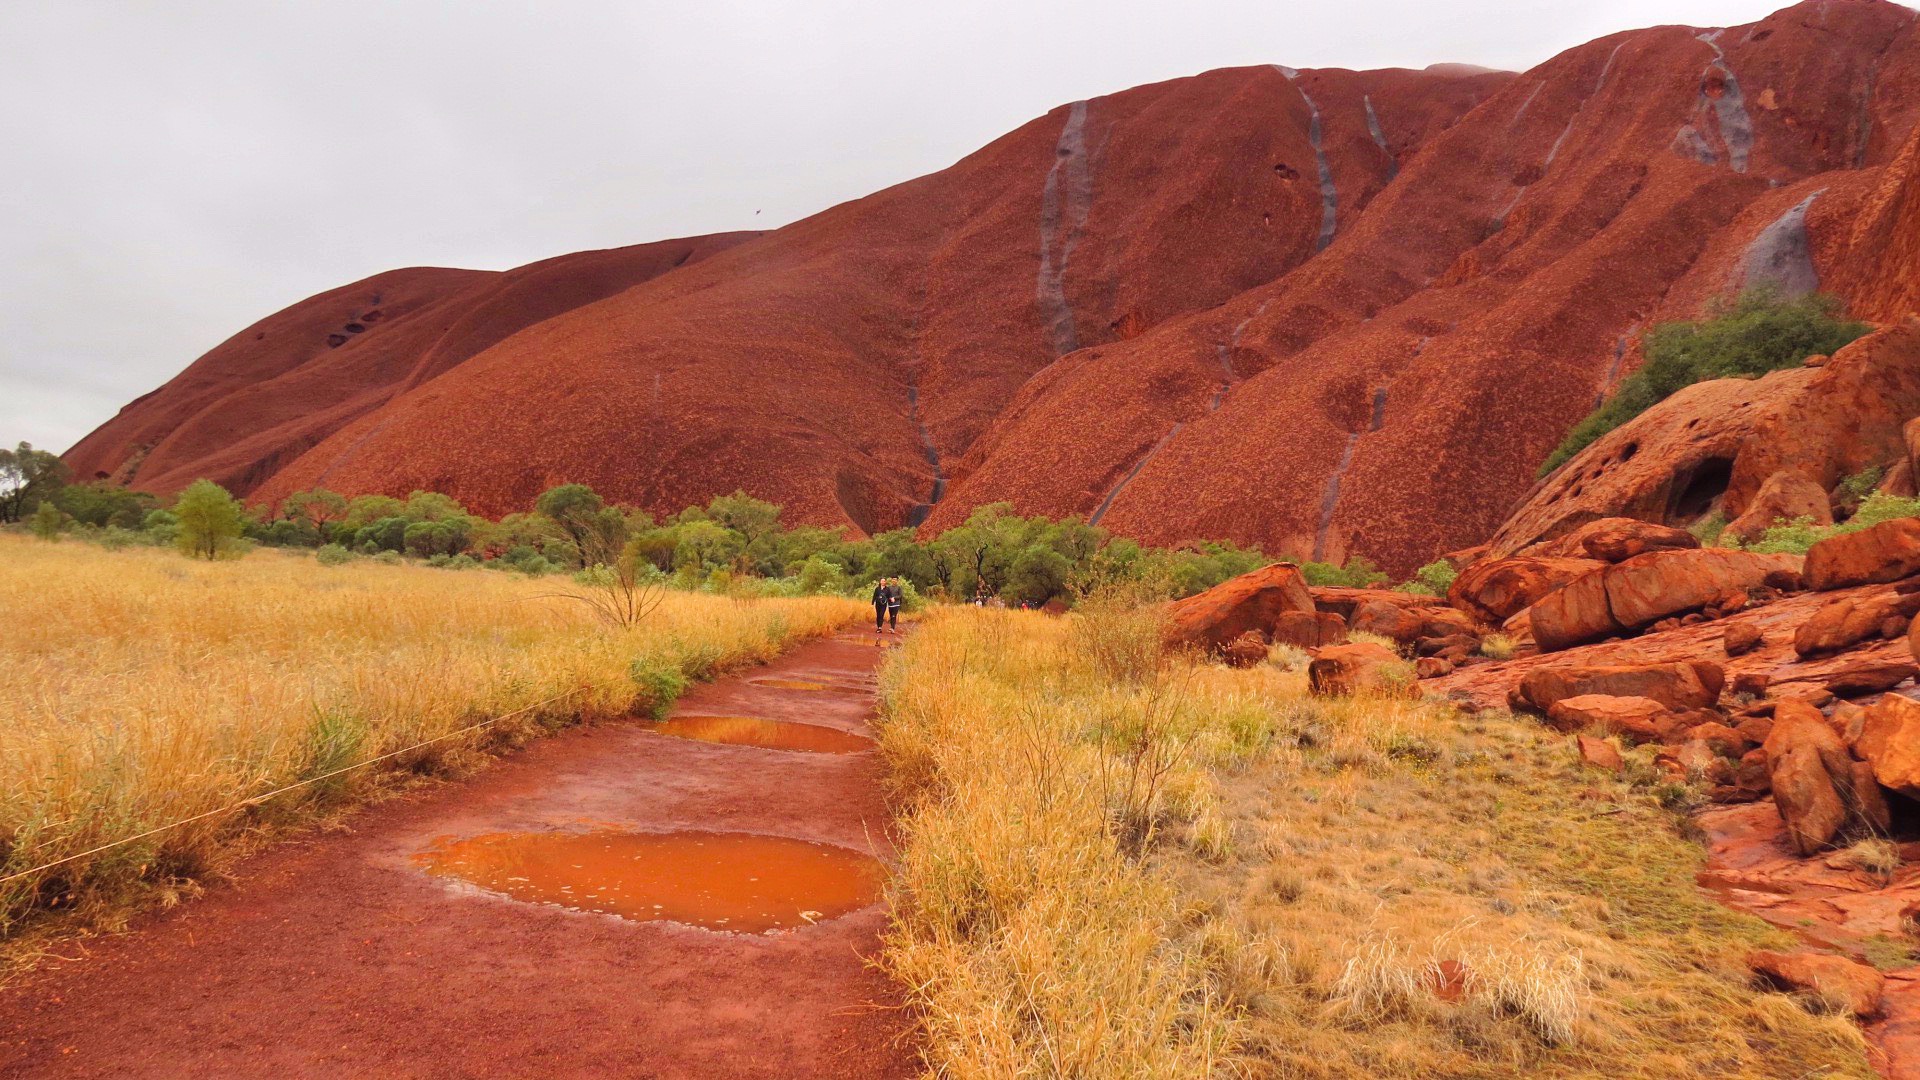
[
  {"xmin": 0, "ymin": 538, "xmax": 865, "ymax": 955},
  {"xmin": 1735, "ymin": 492, "xmax": 1920, "ymax": 555},
  {"xmin": 1540, "ymin": 289, "xmax": 1869, "ymax": 477},
  {"xmin": 877, "ymin": 608, "xmax": 1872, "ymax": 1077}
]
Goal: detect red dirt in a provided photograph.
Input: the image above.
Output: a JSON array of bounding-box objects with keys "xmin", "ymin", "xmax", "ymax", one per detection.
[{"xmin": 0, "ymin": 632, "xmax": 917, "ymax": 1080}]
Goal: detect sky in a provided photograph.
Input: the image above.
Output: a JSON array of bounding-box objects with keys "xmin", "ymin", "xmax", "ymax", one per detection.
[{"xmin": 1, "ymin": 0, "xmax": 1801, "ymax": 455}]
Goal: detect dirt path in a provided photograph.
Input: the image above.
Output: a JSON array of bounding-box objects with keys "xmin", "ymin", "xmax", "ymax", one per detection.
[{"xmin": 0, "ymin": 630, "xmax": 917, "ymax": 1079}]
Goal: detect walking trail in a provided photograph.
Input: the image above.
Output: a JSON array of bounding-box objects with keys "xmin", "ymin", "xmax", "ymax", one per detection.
[{"xmin": 0, "ymin": 629, "xmax": 917, "ymax": 1079}]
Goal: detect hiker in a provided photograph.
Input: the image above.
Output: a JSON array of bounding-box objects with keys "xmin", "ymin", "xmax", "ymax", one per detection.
[
  {"xmin": 871, "ymin": 578, "xmax": 889, "ymax": 631},
  {"xmin": 884, "ymin": 578, "xmax": 904, "ymax": 631}
]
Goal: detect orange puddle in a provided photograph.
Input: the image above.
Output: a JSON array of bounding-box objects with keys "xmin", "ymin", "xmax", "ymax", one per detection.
[
  {"xmin": 646, "ymin": 715, "xmax": 872, "ymax": 754},
  {"xmin": 414, "ymin": 830, "xmax": 885, "ymax": 932},
  {"xmin": 750, "ymin": 678, "xmax": 849, "ymax": 692}
]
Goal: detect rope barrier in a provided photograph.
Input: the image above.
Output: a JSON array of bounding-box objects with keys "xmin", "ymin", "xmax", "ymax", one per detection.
[{"xmin": 0, "ymin": 688, "xmax": 583, "ymax": 887}]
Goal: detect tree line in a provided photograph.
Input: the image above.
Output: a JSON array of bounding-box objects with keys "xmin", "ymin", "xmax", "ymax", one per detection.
[{"xmin": 3, "ymin": 449, "xmax": 1292, "ymax": 604}]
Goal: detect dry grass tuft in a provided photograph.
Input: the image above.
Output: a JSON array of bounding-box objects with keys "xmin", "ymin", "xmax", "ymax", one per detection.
[
  {"xmin": 879, "ymin": 607, "xmax": 1874, "ymax": 1078},
  {"xmin": 0, "ymin": 537, "xmax": 863, "ymax": 951}
]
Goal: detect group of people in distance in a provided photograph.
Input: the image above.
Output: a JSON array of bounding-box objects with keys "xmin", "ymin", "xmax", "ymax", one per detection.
[{"xmin": 871, "ymin": 577, "xmax": 905, "ymax": 632}]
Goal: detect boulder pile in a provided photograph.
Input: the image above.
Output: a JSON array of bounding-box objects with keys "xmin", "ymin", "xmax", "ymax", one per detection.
[{"xmin": 1175, "ymin": 516, "xmax": 1920, "ymax": 845}]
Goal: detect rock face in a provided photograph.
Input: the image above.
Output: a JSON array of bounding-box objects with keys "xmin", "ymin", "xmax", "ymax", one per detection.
[
  {"xmin": 1164, "ymin": 563, "xmax": 1314, "ymax": 656},
  {"xmin": 1575, "ymin": 734, "xmax": 1624, "ymax": 773},
  {"xmin": 1805, "ymin": 518, "xmax": 1920, "ymax": 591},
  {"xmin": 1723, "ymin": 470, "xmax": 1833, "ymax": 544},
  {"xmin": 1855, "ymin": 693, "xmax": 1920, "ymax": 798},
  {"xmin": 1528, "ymin": 519, "xmax": 1700, "ymax": 564},
  {"xmin": 1271, "ymin": 610, "xmax": 1348, "ymax": 649},
  {"xmin": 1349, "ymin": 599, "xmax": 1477, "ymax": 646},
  {"xmin": 61, "ymin": 239, "xmax": 762, "ymax": 498},
  {"xmin": 1762, "ymin": 701, "xmax": 1863, "ymax": 854},
  {"xmin": 1748, "ymin": 951, "xmax": 1887, "ymax": 1018},
  {"xmin": 1529, "ymin": 549, "xmax": 1803, "ymax": 652},
  {"xmin": 1834, "ymin": 119, "xmax": 1920, "ymax": 326},
  {"xmin": 1792, "ymin": 588, "xmax": 1920, "ymax": 656},
  {"xmin": 1447, "ymin": 555, "xmax": 1602, "ymax": 622},
  {"xmin": 1492, "ymin": 323, "xmax": 1920, "ymax": 563},
  {"xmin": 1308, "ymin": 642, "xmax": 1413, "ymax": 697},
  {"xmin": 1510, "ymin": 661, "xmax": 1724, "ymax": 714},
  {"xmin": 69, "ymin": 3, "xmax": 1920, "ymax": 567},
  {"xmin": 1543, "ymin": 694, "xmax": 1677, "ymax": 741}
]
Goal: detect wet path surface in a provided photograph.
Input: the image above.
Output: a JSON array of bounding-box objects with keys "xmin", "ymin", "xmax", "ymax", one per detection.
[{"xmin": 0, "ymin": 630, "xmax": 915, "ymax": 1080}]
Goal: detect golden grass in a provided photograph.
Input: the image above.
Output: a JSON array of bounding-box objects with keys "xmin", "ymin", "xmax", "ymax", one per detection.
[
  {"xmin": 0, "ymin": 536, "xmax": 865, "ymax": 946},
  {"xmin": 877, "ymin": 607, "xmax": 1873, "ymax": 1079}
]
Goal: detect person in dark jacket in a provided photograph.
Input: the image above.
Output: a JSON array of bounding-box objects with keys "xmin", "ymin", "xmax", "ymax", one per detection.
[
  {"xmin": 871, "ymin": 578, "xmax": 890, "ymax": 631},
  {"xmin": 884, "ymin": 579, "xmax": 904, "ymax": 630}
]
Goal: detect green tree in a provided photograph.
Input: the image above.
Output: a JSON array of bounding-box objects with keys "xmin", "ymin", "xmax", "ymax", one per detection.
[
  {"xmin": 341, "ymin": 494, "xmax": 406, "ymax": 532},
  {"xmin": 29, "ymin": 500, "xmax": 65, "ymax": 541},
  {"xmin": 1541, "ymin": 288, "xmax": 1870, "ymax": 475},
  {"xmin": 535, "ymin": 483, "xmax": 605, "ymax": 549},
  {"xmin": 403, "ymin": 518, "xmax": 473, "ymax": 558},
  {"xmin": 53, "ymin": 482, "xmax": 154, "ymax": 528},
  {"xmin": 672, "ymin": 519, "xmax": 743, "ymax": 572},
  {"xmin": 404, "ymin": 490, "xmax": 466, "ymax": 523},
  {"xmin": 173, "ymin": 479, "xmax": 247, "ymax": 559},
  {"xmin": 705, "ymin": 490, "xmax": 782, "ymax": 569},
  {"xmin": 353, "ymin": 516, "xmax": 409, "ymax": 553},
  {"xmin": 0, "ymin": 442, "xmax": 70, "ymax": 523},
  {"xmin": 282, "ymin": 489, "xmax": 349, "ymax": 532}
]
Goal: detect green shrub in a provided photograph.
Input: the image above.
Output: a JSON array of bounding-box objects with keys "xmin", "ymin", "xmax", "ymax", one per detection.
[
  {"xmin": 173, "ymin": 479, "xmax": 248, "ymax": 559},
  {"xmin": 1398, "ymin": 559, "xmax": 1458, "ymax": 597},
  {"xmin": 1299, "ymin": 557, "xmax": 1389, "ymax": 588},
  {"xmin": 142, "ymin": 509, "xmax": 179, "ymax": 547},
  {"xmin": 28, "ymin": 500, "xmax": 65, "ymax": 541},
  {"xmin": 797, "ymin": 554, "xmax": 850, "ymax": 594},
  {"xmin": 628, "ymin": 657, "xmax": 689, "ymax": 720},
  {"xmin": 1744, "ymin": 494, "xmax": 1920, "ymax": 555},
  {"xmin": 1689, "ymin": 510, "xmax": 1730, "ymax": 547},
  {"xmin": 354, "ymin": 516, "xmax": 409, "ymax": 553},
  {"xmin": 315, "ymin": 543, "xmax": 355, "ymax": 567},
  {"xmin": 372, "ymin": 550, "xmax": 403, "ymax": 566},
  {"xmin": 1840, "ymin": 466, "xmax": 1886, "ymax": 504},
  {"xmin": 1540, "ymin": 289, "xmax": 1869, "ymax": 476},
  {"xmin": 54, "ymin": 482, "xmax": 153, "ymax": 528},
  {"xmin": 299, "ymin": 709, "xmax": 369, "ymax": 802}
]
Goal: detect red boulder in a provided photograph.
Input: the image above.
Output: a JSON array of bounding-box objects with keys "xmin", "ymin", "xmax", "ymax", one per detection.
[{"xmin": 1165, "ymin": 563, "xmax": 1313, "ymax": 657}]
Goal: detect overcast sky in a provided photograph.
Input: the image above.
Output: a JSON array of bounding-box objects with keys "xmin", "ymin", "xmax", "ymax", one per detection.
[{"xmin": 2, "ymin": 0, "xmax": 1800, "ymax": 455}]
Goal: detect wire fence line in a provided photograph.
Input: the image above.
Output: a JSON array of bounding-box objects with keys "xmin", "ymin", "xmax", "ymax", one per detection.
[{"xmin": 1, "ymin": 688, "xmax": 584, "ymax": 888}]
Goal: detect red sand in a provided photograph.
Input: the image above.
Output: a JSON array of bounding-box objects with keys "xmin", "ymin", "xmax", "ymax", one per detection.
[{"xmin": 0, "ymin": 633, "xmax": 916, "ymax": 1080}]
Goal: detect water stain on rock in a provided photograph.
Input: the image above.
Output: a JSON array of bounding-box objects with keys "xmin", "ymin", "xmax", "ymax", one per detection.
[
  {"xmin": 645, "ymin": 715, "xmax": 872, "ymax": 754},
  {"xmin": 414, "ymin": 829, "xmax": 884, "ymax": 933}
]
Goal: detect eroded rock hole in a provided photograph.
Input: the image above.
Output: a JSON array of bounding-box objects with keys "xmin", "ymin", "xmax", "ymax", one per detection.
[
  {"xmin": 1273, "ymin": 163, "xmax": 1300, "ymax": 180},
  {"xmin": 1670, "ymin": 457, "xmax": 1734, "ymax": 522},
  {"xmin": 345, "ymin": 323, "xmax": 366, "ymax": 334},
  {"xmin": 325, "ymin": 333, "xmax": 348, "ymax": 348},
  {"xmin": 413, "ymin": 829, "xmax": 884, "ymax": 932}
]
